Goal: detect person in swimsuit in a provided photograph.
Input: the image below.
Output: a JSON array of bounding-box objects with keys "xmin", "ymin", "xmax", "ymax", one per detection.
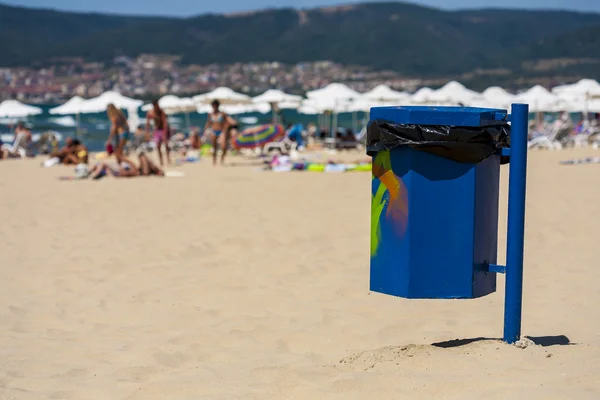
[
  {"xmin": 88, "ymin": 156, "xmax": 139, "ymax": 179},
  {"xmin": 204, "ymin": 100, "xmax": 230, "ymax": 165},
  {"xmin": 137, "ymin": 152, "xmax": 165, "ymax": 176},
  {"xmin": 145, "ymin": 100, "xmax": 171, "ymax": 166},
  {"xmin": 188, "ymin": 127, "xmax": 201, "ymax": 150},
  {"xmin": 106, "ymin": 104, "xmax": 130, "ymax": 162},
  {"xmin": 53, "ymin": 137, "xmax": 89, "ymax": 165},
  {"xmin": 88, "ymin": 153, "xmax": 164, "ymax": 179}
]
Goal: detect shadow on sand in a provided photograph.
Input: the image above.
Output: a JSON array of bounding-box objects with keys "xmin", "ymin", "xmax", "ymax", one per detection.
[
  {"xmin": 526, "ymin": 335, "xmax": 574, "ymax": 347},
  {"xmin": 431, "ymin": 335, "xmax": 574, "ymax": 348}
]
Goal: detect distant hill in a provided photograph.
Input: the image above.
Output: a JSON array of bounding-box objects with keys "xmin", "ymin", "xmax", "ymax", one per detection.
[
  {"xmin": 2, "ymin": 2, "xmax": 600, "ymax": 78},
  {"xmin": 0, "ymin": 4, "xmax": 170, "ymax": 63}
]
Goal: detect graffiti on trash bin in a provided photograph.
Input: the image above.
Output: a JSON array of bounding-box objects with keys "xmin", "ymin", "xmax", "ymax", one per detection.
[{"xmin": 371, "ymin": 150, "xmax": 409, "ymax": 256}]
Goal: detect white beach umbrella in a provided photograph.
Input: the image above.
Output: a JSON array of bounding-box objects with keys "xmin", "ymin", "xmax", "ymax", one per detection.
[
  {"xmin": 343, "ymin": 95, "xmax": 387, "ymax": 113},
  {"xmin": 48, "ymin": 96, "xmax": 90, "ymax": 136},
  {"xmin": 363, "ymin": 85, "xmax": 410, "ymax": 103},
  {"xmin": 514, "ymin": 85, "xmax": 561, "ymax": 112},
  {"xmin": 0, "ymin": 100, "xmax": 42, "ymax": 118},
  {"xmin": 49, "ymin": 96, "xmax": 86, "ymax": 115},
  {"xmin": 429, "ymin": 81, "xmax": 483, "ymax": 106},
  {"xmin": 306, "ymin": 83, "xmax": 361, "ymax": 109},
  {"xmin": 177, "ymin": 97, "xmax": 197, "ymax": 111},
  {"xmin": 141, "ymin": 95, "xmax": 196, "ymax": 115},
  {"xmin": 252, "ymin": 90, "xmax": 302, "ymax": 123},
  {"xmin": 306, "ymin": 83, "xmax": 360, "ymax": 133},
  {"xmin": 552, "ymin": 79, "xmax": 600, "ymax": 99},
  {"xmin": 342, "ymin": 95, "xmax": 381, "ymax": 134},
  {"xmin": 297, "ymin": 99, "xmax": 322, "ymax": 115},
  {"xmin": 79, "ymin": 91, "xmax": 142, "ymax": 114},
  {"xmin": 306, "ymin": 82, "xmax": 361, "ymax": 129},
  {"xmin": 252, "ymin": 89, "xmax": 302, "ymax": 104},
  {"xmin": 560, "ymin": 97, "xmax": 600, "ymax": 114},
  {"xmin": 410, "ymin": 87, "xmax": 435, "ymax": 104},
  {"xmin": 478, "ymin": 86, "xmax": 516, "ymax": 109},
  {"xmin": 196, "ymin": 102, "xmax": 270, "ymax": 115},
  {"xmin": 229, "ymin": 103, "xmax": 271, "ymax": 115},
  {"xmin": 552, "ymin": 79, "xmax": 600, "ymax": 115},
  {"xmin": 305, "ymin": 84, "xmax": 361, "ymax": 136},
  {"xmin": 309, "ymin": 99, "xmax": 354, "ymax": 114},
  {"xmin": 193, "ymin": 87, "xmax": 251, "ymax": 105},
  {"xmin": 278, "ymin": 100, "xmax": 302, "ymax": 110}
]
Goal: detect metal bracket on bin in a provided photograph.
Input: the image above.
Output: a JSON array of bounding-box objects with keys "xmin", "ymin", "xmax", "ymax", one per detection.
[{"xmin": 483, "ymin": 264, "xmax": 506, "ymax": 274}]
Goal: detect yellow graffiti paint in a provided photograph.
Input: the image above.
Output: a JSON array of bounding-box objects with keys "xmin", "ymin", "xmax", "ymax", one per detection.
[
  {"xmin": 371, "ymin": 182, "xmax": 388, "ymax": 256},
  {"xmin": 371, "ymin": 151, "xmax": 409, "ymax": 256}
]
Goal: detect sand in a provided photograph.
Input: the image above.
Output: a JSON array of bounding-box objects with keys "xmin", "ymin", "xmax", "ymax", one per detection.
[{"xmin": 1, "ymin": 149, "xmax": 600, "ymax": 399}]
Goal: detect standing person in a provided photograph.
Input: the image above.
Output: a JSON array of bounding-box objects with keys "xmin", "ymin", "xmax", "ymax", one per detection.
[
  {"xmin": 204, "ymin": 100, "xmax": 230, "ymax": 165},
  {"xmin": 106, "ymin": 104, "xmax": 130, "ymax": 161},
  {"xmin": 145, "ymin": 100, "xmax": 171, "ymax": 166}
]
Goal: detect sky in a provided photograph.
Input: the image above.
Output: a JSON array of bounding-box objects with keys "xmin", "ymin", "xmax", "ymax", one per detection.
[{"xmin": 4, "ymin": 0, "xmax": 600, "ymax": 16}]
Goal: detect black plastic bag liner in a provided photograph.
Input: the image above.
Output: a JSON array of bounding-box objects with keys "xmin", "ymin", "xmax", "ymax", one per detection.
[{"xmin": 367, "ymin": 119, "xmax": 510, "ymax": 164}]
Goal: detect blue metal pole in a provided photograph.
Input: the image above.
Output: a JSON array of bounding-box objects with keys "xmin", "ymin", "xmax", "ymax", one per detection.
[{"xmin": 503, "ymin": 103, "xmax": 529, "ymax": 344}]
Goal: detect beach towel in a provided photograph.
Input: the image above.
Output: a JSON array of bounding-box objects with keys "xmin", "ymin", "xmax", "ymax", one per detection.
[
  {"xmin": 43, "ymin": 157, "xmax": 61, "ymax": 168},
  {"xmin": 324, "ymin": 164, "xmax": 347, "ymax": 173},
  {"xmin": 165, "ymin": 171, "xmax": 185, "ymax": 177}
]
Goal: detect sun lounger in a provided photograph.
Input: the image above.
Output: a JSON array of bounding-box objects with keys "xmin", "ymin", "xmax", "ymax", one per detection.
[
  {"xmin": 528, "ymin": 123, "xmax": 565, "ymax": 151},
  {"xmin": 263, "ymin": 137, "xmax": 297, "ymax": 155},
  {"xmin": 0, "ymin": 132, "xmax": 27, "ymax": 157}
]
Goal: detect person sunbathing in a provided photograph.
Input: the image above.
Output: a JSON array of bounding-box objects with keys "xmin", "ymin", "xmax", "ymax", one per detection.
[
  {"xmin": 51, "ymin": 137, "xmax": 89, "ymax": 165},
  {"xmin": 88, "ymin": 157, "xmax": 139, "ymax": 179},
  {"xmin": 137, "ymin": 153, "xmax": 164, "ymax": 176},
  {"xmin": 88, "ymin": 153, "xmax": 164, "ymax": 179},
  {"xmin": 188, "ymin": 128, "xmax": 201, "ymax": 150},
  {"xmin": 64, "ymin": 138, "xmax": 88, "ymax": 164}
]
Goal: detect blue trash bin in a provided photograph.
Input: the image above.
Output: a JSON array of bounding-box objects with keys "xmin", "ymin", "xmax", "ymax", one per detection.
[{"xmin": 369, "ymin": 106, "xmax": 509, "ymax": 299}]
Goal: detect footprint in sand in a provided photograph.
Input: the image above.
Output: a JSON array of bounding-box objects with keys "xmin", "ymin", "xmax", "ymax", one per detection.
[
  {"xmin": 337, "ymin": 345, "xmax": 430, "ymax": 371},
  {"xmin": 152, "ymin": 351, "xmax": 191, "ymax": 368}
]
